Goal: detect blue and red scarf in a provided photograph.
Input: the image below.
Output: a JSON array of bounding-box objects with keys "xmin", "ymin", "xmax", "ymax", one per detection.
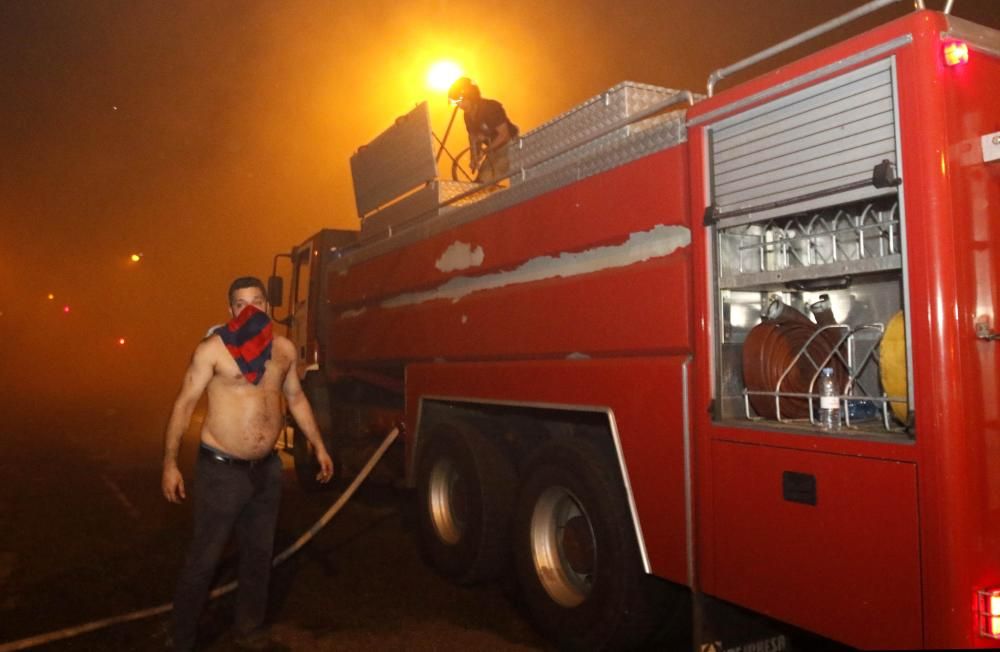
[{"xmin": 212, "ymin": 305, "xmax": 273, "ymax": 385}]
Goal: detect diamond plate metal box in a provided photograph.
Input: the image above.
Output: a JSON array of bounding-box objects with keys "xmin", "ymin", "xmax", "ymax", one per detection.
[
  {"xmin": 508, "ymin": 82, "xmax": 682, "ymax": 174},
  {"xmin": 518, "ymin": 111, "xmax": 686, "ymax": 183}
]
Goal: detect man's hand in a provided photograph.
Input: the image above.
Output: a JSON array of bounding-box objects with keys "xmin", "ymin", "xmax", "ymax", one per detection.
[
  {"xmin": 469, "ymin": 137, "xmax": 486, "ymax": 174},
  {"xmin": 315, "ymin": 448, "xmax": 335, "ymax": 483},
  {"xmin": 162, "ymin": 465, "xmax": 186, "ymax": 503}
]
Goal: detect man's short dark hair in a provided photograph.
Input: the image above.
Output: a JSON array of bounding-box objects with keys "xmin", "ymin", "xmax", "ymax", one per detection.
[{"xmin": 228, "ymin": 276, "xmax": 268, "ymax": 306}]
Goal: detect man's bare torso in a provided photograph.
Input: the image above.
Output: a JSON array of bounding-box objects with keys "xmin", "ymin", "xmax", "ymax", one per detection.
[{"xmin": 200, "ymin": 335, "xmax": 294, "ymax": 460}]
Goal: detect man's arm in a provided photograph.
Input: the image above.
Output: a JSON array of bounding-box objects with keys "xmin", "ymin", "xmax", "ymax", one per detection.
[
  {"xmin": 468, "ymin": 131, "xmax": 485, "ymax": 172},
  {"xmin": 161, "ymin": 339, "xmax": 215, "ymax": 503},
  {"xmin": 282, "ymin": 359, "xmax": 334, "ymax": 483},
  {"xmin": 489, "ymin": 121, "xmax": 512, "ymax": 152}
]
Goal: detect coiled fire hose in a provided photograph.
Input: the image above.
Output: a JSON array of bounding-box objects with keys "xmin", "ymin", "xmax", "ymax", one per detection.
[{"xmin": 0, "ymin": 427, "xmax": 400, "ymax": 652}]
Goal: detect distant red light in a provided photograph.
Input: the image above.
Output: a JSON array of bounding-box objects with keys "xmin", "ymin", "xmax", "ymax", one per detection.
[
  {"xmin": 943, "ymin": 41, "xmax": 969, "ymax": 67},
  {"xmin": 63, "ymin": 305, "xmax": 71, "ymax": 313},
  {"xmin": 118, "ymin": 337, "xmax": 126, "ymax": 345}
]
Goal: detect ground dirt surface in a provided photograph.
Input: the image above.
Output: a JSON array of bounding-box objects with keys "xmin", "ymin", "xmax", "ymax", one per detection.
[{"xmin": 0, "ymin": 405, "xmax": 551, "ymax": 651}]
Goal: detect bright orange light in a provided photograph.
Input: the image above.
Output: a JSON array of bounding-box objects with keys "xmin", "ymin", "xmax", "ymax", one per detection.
[
  {"xmin": 63, "ymin": 305, "xmax": 70, "ymax": 313},
  {"xmin": 47, "ymin": 293, "xmax": 54, "ymax": 300},
  {"xmin": 943, "ymin": 41, "xmax": 969, "ymax": 67},
  {"xmin": 118, "ymin": 337, "xmax": 126, "ymax": 345},
  {"xmin": 427, "ymin": 61, "xmax": 462, "ymax": 92},
  {"xmin": 130, "ymin": 253, "xmax": 143, "ymax": 262}
]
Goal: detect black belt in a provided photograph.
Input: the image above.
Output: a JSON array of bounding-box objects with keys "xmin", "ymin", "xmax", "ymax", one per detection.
[{"xmin": 199, "ymin": 445, "xmax": 275, "ymax": 468}]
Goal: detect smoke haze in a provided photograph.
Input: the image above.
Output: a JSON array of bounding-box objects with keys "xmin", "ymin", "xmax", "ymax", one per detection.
[{"xmin": 1, "ymin": 0, "xmax": 996, "ymax": 434}]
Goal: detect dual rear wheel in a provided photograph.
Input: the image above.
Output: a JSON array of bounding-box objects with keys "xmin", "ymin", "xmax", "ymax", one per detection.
[
  {"xmin": 513, "ymin": 441, "xmax": 662, "ymax": 650},
  {"xmin": 416, "ymin": 429, "xmax": 663, "ymax": 650},
  {"xmin": 416, "ymin": 424, "xmax": 516, "ymax": 583}
]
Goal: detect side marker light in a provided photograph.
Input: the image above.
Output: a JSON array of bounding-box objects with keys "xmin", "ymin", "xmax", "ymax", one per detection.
[{"xmin": 944, "ymin": 41, "xmax": 969, "ymax": 67}]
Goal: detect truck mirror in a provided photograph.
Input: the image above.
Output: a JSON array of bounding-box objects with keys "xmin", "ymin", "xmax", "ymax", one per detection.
[{"xmin": 267, "ymin": 275, "xmax": 284, "ymax": 308}]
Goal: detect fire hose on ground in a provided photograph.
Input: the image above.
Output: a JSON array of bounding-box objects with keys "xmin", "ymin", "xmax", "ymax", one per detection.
[{"xmin": 0, "ymin": 427, "xmax": 401, "ymax": 652}]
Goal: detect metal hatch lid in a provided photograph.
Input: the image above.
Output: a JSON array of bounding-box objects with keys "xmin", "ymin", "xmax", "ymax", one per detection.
[{"xmin": 350, "ymin": 101, "xmax": 437, "ymax": 219}]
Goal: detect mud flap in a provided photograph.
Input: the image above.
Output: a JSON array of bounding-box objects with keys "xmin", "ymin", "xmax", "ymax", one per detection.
[{"xmin": 692, "ymin": 593, "xmax": 851, "ymax": 652}]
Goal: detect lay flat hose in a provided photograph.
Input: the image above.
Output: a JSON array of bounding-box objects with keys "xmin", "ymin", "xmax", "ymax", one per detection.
[
  {"xmin": 0, "ymin": 427, "xmax": 400, "ymax": 652},
  {"xmin": 743, "ymin": 301, "xmax": 848, "ymax": 419}
]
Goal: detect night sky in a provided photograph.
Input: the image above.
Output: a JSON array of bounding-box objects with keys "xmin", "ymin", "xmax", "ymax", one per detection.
[{"xmin": 1, "ymin": 0, "xmax": 997, "ymax": 424}]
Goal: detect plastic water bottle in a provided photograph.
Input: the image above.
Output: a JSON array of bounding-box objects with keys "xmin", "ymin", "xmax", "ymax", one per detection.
[{"xmin": 818, "ymin": 368, "xmax": 841, "ymax": 431}]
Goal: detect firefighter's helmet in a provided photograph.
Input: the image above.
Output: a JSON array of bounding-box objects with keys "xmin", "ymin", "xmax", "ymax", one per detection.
[{"xmin": 448, "ymin": 77, "xmax": 480, "ymax": 104}]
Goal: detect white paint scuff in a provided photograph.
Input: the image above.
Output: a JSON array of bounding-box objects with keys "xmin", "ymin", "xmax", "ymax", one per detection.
[
  {"xmin": 435, "ymin": 241, "xmax": 485, "ymax": 272},
  {"xmin": 383, "ymin": 224, "xmax": 690, "ymax": 310},
  {"xmin": 339, "ymin": 307, "xmax": 367, "ymax": 319}
]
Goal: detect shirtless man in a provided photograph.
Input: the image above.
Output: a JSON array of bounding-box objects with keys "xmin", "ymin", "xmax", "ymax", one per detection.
[{"xmin": 162, "ymin": 276, "xmax": 333, "ymax": 651}]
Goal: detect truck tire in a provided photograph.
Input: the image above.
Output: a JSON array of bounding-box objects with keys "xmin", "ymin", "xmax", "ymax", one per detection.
[
  {"xmin": 415, "ymin": 423, "xmax": 516, "ymax": 584},
  {"xmin": 512, "ymin": 439, "xmax": 659, "ymax": 651}
]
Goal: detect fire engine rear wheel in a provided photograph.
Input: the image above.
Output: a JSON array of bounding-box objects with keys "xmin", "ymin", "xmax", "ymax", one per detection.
[
  {"xmin": 416, "ymin": 423, "xmax": 516, "ymax": 584},
  {"xmin": 513, "ymin": 439, "xmax": 659, "ymax": 651}
]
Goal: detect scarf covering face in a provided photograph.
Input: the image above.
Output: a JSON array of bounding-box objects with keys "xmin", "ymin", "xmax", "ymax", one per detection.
[{"xmin": 213, "ymin": 304, "xmax": 273, "ymax": 385}]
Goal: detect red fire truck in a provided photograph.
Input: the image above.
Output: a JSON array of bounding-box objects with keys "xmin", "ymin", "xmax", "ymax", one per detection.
[{"xmin": 269, "ymin": 2, "xmax": 999, "ymax": 649}]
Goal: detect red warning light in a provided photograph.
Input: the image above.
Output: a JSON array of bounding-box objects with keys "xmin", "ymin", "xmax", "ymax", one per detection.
[
  {"xmin": 943, "ymin": 41, "xmax": 969, "ymax": 67},
  {"xmin": 978, "ymin": 589, "xmax": 1000, "ymax": 639},
  {"xmin": 63, "ymin": 305, "xmax": 71, "ymax": 314},
  {"xmin": 118, "ymin": 337, "xmax": 127, "ymax": 346}
]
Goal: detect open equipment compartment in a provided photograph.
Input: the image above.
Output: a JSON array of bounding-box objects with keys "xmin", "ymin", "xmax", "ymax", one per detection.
[{"xmin": 708, "ymin": 56, "xmax": 913, "ymax": 437}]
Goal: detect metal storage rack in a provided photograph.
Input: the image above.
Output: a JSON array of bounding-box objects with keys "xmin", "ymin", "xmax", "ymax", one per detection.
[
  {"xmin": 717, "ymin": 201, "xmax": 902, "ymax": 291},
  {"xmin": 714, "ymin": 197, "xmax": 911, "ymax": 435},
  {"xmin": 740, "ymin": 320, "xmax": 906, "ymax": 431}
]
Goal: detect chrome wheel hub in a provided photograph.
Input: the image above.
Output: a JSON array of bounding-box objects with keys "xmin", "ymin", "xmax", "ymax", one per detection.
[
  {"xmin": 428, "ymin": 458, "xmax": 466, "ymax": 545},
  {"xmin": 529, "ymin": 485, "xmax": 595, "ymax": 607}
]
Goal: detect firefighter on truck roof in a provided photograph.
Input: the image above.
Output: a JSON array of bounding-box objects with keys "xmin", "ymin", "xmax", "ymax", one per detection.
[{"xmin": 448, "ymin": 76, "xmax": 519, "ymax": 184}]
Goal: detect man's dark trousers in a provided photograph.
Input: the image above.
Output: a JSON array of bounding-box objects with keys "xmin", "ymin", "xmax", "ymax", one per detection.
[{"xmin": 172, "ymin": 451, "xmax": 282, "ymax": 651}]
